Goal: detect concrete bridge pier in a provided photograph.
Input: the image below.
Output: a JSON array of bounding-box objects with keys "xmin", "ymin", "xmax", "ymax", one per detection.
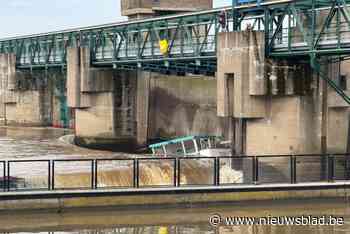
[
  {"xmin": 67, "ymin": 46, "xmax": 137, "ymax": 151},
  {"xmin": 136, "ymin": 71, "xmax": 230, "ymax": 146},
  {"xmin": 0, "ymin": 53, "xmax": 72, "ymax": 128},
  {"xmin": 217, "ymin": 30, "xmax": 267, "ymax": 155},
  {"xmin": 217, "ymin": 29, "xmax": 350, "ymax": 156}
]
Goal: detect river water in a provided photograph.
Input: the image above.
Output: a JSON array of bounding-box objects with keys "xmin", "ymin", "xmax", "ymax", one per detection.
[
  {"xmin": 0, "ymin": 127, "xmax": 349, "ymax": 234},
  {"xmin": 1, "ymin": 199, "xmax": 350, "ymax": 234}
]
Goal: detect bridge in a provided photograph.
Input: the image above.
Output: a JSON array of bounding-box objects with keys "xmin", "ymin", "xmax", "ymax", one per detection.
[
  {"xmin": 1, "ymin": 1, "xmax": 350, "ymax": 74},
  {"xmin": 0, "ymin": 1, "xmax": 350, "ymax": 156}
]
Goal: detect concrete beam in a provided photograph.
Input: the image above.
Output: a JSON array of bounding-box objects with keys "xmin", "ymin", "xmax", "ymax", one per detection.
[
  {"xmin": 67, "ymin": 46, "xmax": 92, "ymax": 108},
  {"xmin": 67, "ymin": 47, "xmax": 82, "ymax": 108},
  {"xmin": 80, "ymin": 46, "xmax": 115, "ymax": 93},
  {"xmin": 7, "ymin": 53, "xmax": 17, "ymax": 91},
  {"xmin": 0, "ymin": 54, "xmax": 17, "ymax": 104}
]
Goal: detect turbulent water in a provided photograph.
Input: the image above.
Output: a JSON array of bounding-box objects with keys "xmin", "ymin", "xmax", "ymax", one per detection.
[
  {"xmin": 0, "ymin": 127, "xmax": 243, "ymax": 189},
  {"xmin": 0, "ymin": 127, "xmax": 349, "ymax": 234},
  {"xmin": 0, "ymin": 127, "xmax": 121, "ymax": 160}
]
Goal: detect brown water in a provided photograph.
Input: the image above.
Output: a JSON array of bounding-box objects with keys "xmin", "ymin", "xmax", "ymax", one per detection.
[
  {"xmin": 0, "ymin": 127, "xmax": 243, "ymax": 189},
  {"xmin": 0, "ymin": 127, "xmax": 349, "ymax": 234},
  {"xmin": 1, "ymin": 199, "xmax": 349, "ymax": 234},
  {"xmin": 0, "ymin": 127, "xmax": 126, "ymax": 160}
]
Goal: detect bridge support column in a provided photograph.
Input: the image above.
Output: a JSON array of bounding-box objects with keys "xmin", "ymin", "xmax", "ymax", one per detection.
[
  {"xmin": 0, "ymin": 53, "xmax": 68, "ymax": 127},
  {"xmin": 136, "ymin": 71, "xmax": 151, "ymax": 146},
  {"xmin": 217, "ymin": 29, "xmax": 335, "ymax": 155},
  {"xmin": 217, "ymin": 30, "xmax": 267, "ymax": 155},
  {"xmin": 326, "ymin": 61, "xmax": 350, "ymax": 153},
  {"xmin": 139, "ymin": 72, "xmax": 227, "ymax": 144},
  {"xmin": 67, "ymin": 47, "xmax": 137, "ymax": 151}
]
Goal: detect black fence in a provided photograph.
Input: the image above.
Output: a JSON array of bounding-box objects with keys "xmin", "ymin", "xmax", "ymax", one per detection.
[{"xmin": 0, "ymin": 154, "xmax": 349, "ymax": 192}]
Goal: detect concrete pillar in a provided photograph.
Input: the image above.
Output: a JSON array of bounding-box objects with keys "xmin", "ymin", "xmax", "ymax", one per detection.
[
  {"xmin": 324, "ymin": 60, "xmax": 350, "ymax": 153},
  {"xmin": 136, "ymin": 71, "xmax": 151, "ymax": 145},
  {"xmin": 0, "ymin": 53, "xmax": 17, "ymax": 124},
  {"xmin": 67, "ymin": 47, "xmax": 81, "ymax": 108},
  {"xmin": 67, "ymin": 46, "xmax": 91, "ymax": 108},
  {"xmin": 68, "ymin": 46, "xmax": 138, "ymax": 151},
  {"xmin": 0, "ymin": 54, "xmax": 63, "ymax": 127},
  {"xmin": 7, "ymin": 54, "xmax": 17, "ymax": 91},
  {"xmin": 0, "ymin": 54, "xmax": 7, "ymax": 120},
  {"xmin": 284, "ymin": 61, "xmax": 295, "ymax": 95},
  {"xmin": 114, "ymin": 71, "xmax": 137, "ymax": 139},
  {"xmin": 217, "ymin": 30, "xmax": 267, "ymax": 154},
  {"xmin": 217, "ymin": 30, "xmax": 266, "ymax": 119},
  {"xmin": 269, "ymin": 61, "xmax": 279, "ymax": 95},
  {"xmin": 146, "ymin": 73, "xmax": 224, "ymax": 140}
]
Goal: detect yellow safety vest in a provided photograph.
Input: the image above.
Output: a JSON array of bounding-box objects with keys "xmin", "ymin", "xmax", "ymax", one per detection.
[
  {"xmin": 159, "ymin": 39, "xmax": 169, "ymax": 55},
  {"xmin": 158, "ymin": 227, "xmax": 168, "ymax": 234}
]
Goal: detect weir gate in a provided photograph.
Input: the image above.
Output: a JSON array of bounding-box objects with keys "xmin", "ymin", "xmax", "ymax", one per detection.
[{"xmin": 0, "ymin": 154, "xmax": 348, "ymax": 192}]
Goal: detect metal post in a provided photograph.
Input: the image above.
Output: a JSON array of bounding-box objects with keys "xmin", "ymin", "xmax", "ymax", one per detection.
[
  {"xmin": 290, "ymin": 156, "xmax": 294, "ymax": 184},
  {"xmin": 174, "ymin": 158, "xmax": 178, "ymax": 187},
  {"xmin": 6, "ymin": 162, "xmax": 10, "ymax": 192},
  {"xmin": 328, "ymin": 155, "xmax": 335, "ymax": 182},
  {"xmin": 91, "ymin": 160, "xmax": 94, "ymax": 189},
  {"xmin": 177, "ymin": 158, "xmax": 181, "ymax": 187},
  {"xmin": 232, "ymin": 0, "xmax": 238, "ymax": 31},
  {"xmin": 213, "ymin": 157, "xmax": 217, "ymax": 186},
  {"xmin": 251, "ymin": 157, "xmax": 255, "ymax": 184},
  {"xmin": 48, "ymin": 161, "xmax": 51, "ymax": 190},
  {"xmin": 52, "ymin": 161, "xmax": 55, "ymax": 190},
  {"xmin": 346, "ymin": 154, "xmax": 350, "ymax": 180},
  {"xmin": 216, "ymin": 157, "xmax": 220, "ymax": 186},
  {"xmin": 3, "ymin": 162, "xmax": 5, "ymax": 192},
  {"xmin": 133, "ymin": 159, "xmax": 137, "ymax": 188},
  {"xmin": 94, "ymin": 160, "xmax": 98, "ymax": 189},
  {"xmin": 293, "ymin": 156, "xmax": 297, "ymax": 184},
  {"xmin": 136, "ymin": 159, "xmax": 140, "ymax": 188},
  {"xmin": 255, "ymin": 157, "xmax": 259, "ymax": 184}
]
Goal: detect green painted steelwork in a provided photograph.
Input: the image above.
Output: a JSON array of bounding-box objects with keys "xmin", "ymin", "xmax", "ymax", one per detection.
[
  {"xmin": 149, "ymin": 135, "xmax": 223, "ymax": 149},
  {"xmin": 1, "ymin": 1, "xmax": 350, "ymax": 102},
  {"xmin": 54, "ymin": 73, "xmax": 70, "ymax": 128},
  {"xmin": 0, "ymin": 1, "xmax": 284, "ymax": 74},
  {"xmin": 2, "ymin": 1, "xmax": 350, "ymax": 68},
  {"xmin": 1, "ymin": 1, "xmax": 350, "ymax": 67}
]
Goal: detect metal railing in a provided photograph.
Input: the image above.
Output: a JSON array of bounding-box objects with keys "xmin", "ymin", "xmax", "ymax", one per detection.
[{"xmin": 0, "ymin": 154, "xmax": 349, "ymax": 192}]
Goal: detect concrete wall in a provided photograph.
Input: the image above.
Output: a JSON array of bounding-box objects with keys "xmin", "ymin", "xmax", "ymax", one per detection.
[
  {"xmin": 147, "ymin": 73, "xmax": 228, "ymax": 140},
  {"xmin": 327, "ymin": 60, "xmax": 350, "ymax": 153},
  {"xmin": 121, "ymin": 0, "xmax": 212, "ymax": 18},
  {"xmin": 217, "ymin": 30, "xmax": 350, "ymax": 155},
  {"xmin": 0, "ymin": 184, "xmax": 348, "ymax": 212},
  {"xmin": 217, "ymin": 30, "xmax": 267, "ymax": 118},
  {"xmin": 0, "ymin": 53, "xmax": 72, "ymax": 128},
  {"xmin": 246, "ymin": 96, "xmax": 319, "ymax": 155},
  {"xmin": 67, "ymin": 47, "xmax": 137, "ymax": 151},
  {"xmin": 243, "ymin": 62, "xmax": 350, "ymax": 155}
]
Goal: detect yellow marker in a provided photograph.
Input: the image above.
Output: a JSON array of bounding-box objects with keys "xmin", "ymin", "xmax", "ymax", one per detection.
[
  {"xmin": 158, "ymin": 226, "xmax": 168, "ymax": 234},
  {"xmin": 159, "ymin": 39, "xmax": 169, "ymax": 55}
]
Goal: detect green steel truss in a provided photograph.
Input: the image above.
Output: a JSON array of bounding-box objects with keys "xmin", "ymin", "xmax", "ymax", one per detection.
[
  {"xmin": 0, "ymin": 1, "xmax": 282, "ymax": 74},
  {"xmin": 0, "ymin": 7, "xmax": 233, "ymax": 74},
  {"xmin": 264, "ymin": 0, "xmax": 350, "ymax": 104},
  {"xmin": 1, "ymin": 0, "xmax": 350, "ymax": 98},
  {"xmin": 1, "ymin": 1, "xmax": 350, "ymax": 69},
  {"xmin": 266, "ymin": 0, "xmax": 350, "ymax": 56}
]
